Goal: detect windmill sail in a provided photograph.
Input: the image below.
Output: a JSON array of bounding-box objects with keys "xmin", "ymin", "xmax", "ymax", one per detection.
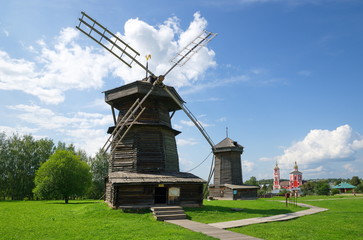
[
  {"xmin": 77, "ymin": 12, "xmax": 154, "ymax": 77},
  {"xmin": 164, "ymin": 30, "xmax": 217, "ymax": 77}
]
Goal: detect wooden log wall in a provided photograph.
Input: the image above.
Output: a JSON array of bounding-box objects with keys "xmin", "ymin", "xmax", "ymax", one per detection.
[
  {"xmin": 136, "ymin": 130, "xmax": 164, "ymax": 172},
  {"xmin": 238, "ymin": 189, "xmax": 258, "ymax": 198},
  {"xmin": 115, "ymin": 99, "xmax": 172, "ymax": 128},
  {"xmin": 214, "ymin": 151, "xmax": 243, "ymax": 186},
  {"xmin": 111, "ymin": 135, "xmax": 136, "ymax": 172},
  {"xmin": 116, "ymin": 185, "xmax": 154, "ymax": 205},
  {"xmin": 114, "ymin": 183, "xmax": 204, "ymax": 206},
  {"xmin": 179, "ymin": 184, "xmax": 203, "ymax": 205},
  {"xmin": 109, "ymin": 97, "xmax": 180, "ymax": 173},
  {"xmin": 163, "ymin": 131, "xmax": 180, "ymax": 172}
]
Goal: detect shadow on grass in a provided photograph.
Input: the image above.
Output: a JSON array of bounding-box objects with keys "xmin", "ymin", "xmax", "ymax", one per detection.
[
  {"xmin": 121, "ymin": 208, "xmax": 151, "ymax": 214},
  {"xmin": 184, "ymin": 205, "xmax": 295, "ymax": 216},
  {"xmin": 46, "ymin": 201, "xmax": 101, "ymax": 205}
]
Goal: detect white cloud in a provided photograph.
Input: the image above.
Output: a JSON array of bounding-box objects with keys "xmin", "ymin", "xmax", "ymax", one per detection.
[
  {"xmin": 110, "ymin": 12, "xmax": 216, "ymax": 88},
  {"xmin": 191, "ymin": 97, "xmax": 223, "ymax": 103},
  {"xmin": 259, "ymin": 157, "xmax": 273, "ymax": 162},
  {"xmin": 275, "ymin": 125, "xmax": 363, "ymax": 169},
  {"xmin": 0, "ymin": 125, "xmax": 38, "ymax": 136},
  {"xmin": 180, "ymin": 119, "xmax": 213, "ymax": 128},
  {"xmin": 217, "ymin": 117, "xmax": 227, "ymax": 122},
  {"xmin": 0, "ymin": 12, "xmax": 216, "ymax": 104},
  {"xmin": 343, "ymin": 163, "xmax": 358, "ymax": 173},
  {"xmin": 88, "ymin": 98, "xmax": 111, "ymax": 111},
  {"xmin": 179, "ymin": 157, "xmax": 195, "ymax": 170},
  {"xmin": 2, "ymin": 28, "xmax": 9, "ymax": 37},
  {"xmin": 173, "ymin": 123, "xmax": 183, "ymax": 130},
  {"xmin": 303, "ymin": 166, "xmax": 324, "ymax": 173},
  {"xmin": 0, "ymin": 28, "xmax": 109, "ymax": 104},
  {"xmin": 242, "ymin": 159, "xmax": 254, "ymax": 173},
  {"xmin": 7, "ymin": 104, "xmax": 113, "ymax": 155},
  {"xmin": 177, "ymin": 138, "xmax": 199, "ymax": 146}
]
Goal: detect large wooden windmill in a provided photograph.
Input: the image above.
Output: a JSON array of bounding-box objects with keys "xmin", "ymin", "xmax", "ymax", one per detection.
[{"xmin": 77, "ymin": 12, "xmax": 217, "ymax": 208}]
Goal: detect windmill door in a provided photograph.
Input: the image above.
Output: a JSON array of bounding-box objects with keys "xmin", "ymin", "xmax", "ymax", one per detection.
[{"xmin": 154, "ymin": 187, "xmax": 167, "ymax": 204}]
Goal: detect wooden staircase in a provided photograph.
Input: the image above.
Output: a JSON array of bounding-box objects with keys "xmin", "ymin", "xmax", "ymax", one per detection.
[{"xmin": 151, "ymin": 206, "xmax": 187, "ymax": 221}]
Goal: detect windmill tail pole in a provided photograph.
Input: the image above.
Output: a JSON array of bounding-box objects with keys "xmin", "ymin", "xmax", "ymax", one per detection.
[{"xmin": 160, "ymin": 84, "xmax": 215, "ymax": 151}]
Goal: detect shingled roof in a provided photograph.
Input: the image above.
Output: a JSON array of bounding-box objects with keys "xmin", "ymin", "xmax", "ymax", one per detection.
[
  {"xmin": 214, "ymin": 137, "xmax": 243, "ymax": 153},
  {"xmin": 108, "ymin": 171, "xmax": 206, "ymax": 184}
]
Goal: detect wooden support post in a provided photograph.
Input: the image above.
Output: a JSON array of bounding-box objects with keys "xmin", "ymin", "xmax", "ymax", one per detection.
[{"xmin": 111, "ymin": 106, "xmax": 117, "ymax": 125}]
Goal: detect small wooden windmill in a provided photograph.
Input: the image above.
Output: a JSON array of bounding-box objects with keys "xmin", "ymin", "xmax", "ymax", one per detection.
[{"xmin": 77, "ymin": 12, "xmax": 217, "ymax": 208}]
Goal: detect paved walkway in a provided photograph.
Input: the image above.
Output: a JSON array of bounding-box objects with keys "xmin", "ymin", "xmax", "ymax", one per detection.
[
  {"xmin": 166, "ymin": 219, "xmax": 263, "ymax": 240},
  {"xmin": 209, "ymin": 202, "xmax": 328, "ymax": 229},
  {"xmin": 166, "ymin": 202, "xmax": 328, "ymax": 240}
]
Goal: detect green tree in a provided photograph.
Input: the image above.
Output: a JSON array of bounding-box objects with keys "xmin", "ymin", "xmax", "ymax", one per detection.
[
  {"xmin": 350, "ymin": 176, "xmax": 361, "ymax": 186},
  {"xmin": 33, "ymin": 150, "xmax": 92, "ymax": 203},
  {"xmin": 301, "ymin": 181, "xmax": 316, "ymax": 195},
  {"xmin": 88, "ymin": 149, "xmax": 109, "ymax": 199},
  {"xmin": 0, "ymin": 133, "xmax": 54, "ymax": 200},
  {"xmin": 315, "ymin": 181, "xmax": 331, "ymax": 195},
  {"xmin": 0, "ymin": 132, "xmax": 9, "ymax": 199},
  {"xmin": 356, "ymin": 183, "xmax": 363, "ymax": 193},
  {"xmin": 331, "ymin": 188, "xmax": 340, "ymax": 195},
  {"xmin": 244, "ymin": 176, "xmax": 258, "ymax": 186}
]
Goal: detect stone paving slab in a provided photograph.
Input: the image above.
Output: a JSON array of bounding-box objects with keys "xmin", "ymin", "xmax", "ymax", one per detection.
[
  {"xmin": 166, "ymin": 219, "xmax": 263, "ymax": 240},
  {"xmin": 209, "ymin": 202, "xmax": 328, "ymax": 229}
]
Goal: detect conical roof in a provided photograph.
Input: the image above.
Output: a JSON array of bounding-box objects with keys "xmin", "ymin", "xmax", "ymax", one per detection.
[{"xmin": 214, "ymin": 137, "xmax": 243, "ymax": 153}]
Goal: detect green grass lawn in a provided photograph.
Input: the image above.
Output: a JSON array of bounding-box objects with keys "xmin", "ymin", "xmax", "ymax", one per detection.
[
  {"xmin": 2, "ymin": 197, "xmax": 362, "ymax": 240},
  {"xmin": 231, "ymin": 196, "xmax": 363, "ymax": 240},
  {"xmin": 0, "ymin": 200, "xmax": 214, "ymax": 240},
  {"xmin": 184, "ymin": 198, "xmax": 307, "ymax": 223}
]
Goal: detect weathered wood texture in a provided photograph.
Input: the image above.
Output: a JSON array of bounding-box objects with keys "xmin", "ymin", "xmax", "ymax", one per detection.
[
  {"xmin": 110, "ymin": 126, "xmax": 179, "ymax": 172},
  {"xmin": 104, "ymin": 81, "xmax": 184, "ymax": 112},
  {"xmin": 108, "ymin": 94, "xmax": 180, "ymax": 173},
  {"xmin": 114, "ymin": 183, "xmax": 203, "ymax": 206},
  {"xmin": 214, "ymin": 151, "xmax": 243, "ymax": 186},
  {"xmin": 209, "ymin": 185, "xmax": 258, "ymax": 199}
]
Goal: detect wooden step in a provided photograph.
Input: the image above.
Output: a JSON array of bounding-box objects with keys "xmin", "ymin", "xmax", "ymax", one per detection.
[
  {"xmin": 155, "ymin": 213, "xmax": 187, "ymax": 221},
  {"xmin": 151, "ymin": 206, "xmax": 182, "ymax": 212},
  {"xmin": 151, "ymin": 206, "xmax": 187, "ymax": 221},
  {"xmin": 153, "ymin": 210, "xmax": 185, "ymax": 216}
]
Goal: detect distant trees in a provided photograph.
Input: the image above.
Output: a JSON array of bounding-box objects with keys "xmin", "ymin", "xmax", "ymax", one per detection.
[
  {"xmin": 0, "ymin": 133, "xmax": 54, "ymax": 200},
  {"xmin": 350, "ymin": 176, "xmax": 361, "ymax": 186},
  {"xmin": 315, "ymin": 182, "xmax": 330, "ymax": 195},
  {"xmin": 33, "ymin": 150, "xmax": 92, "ymax": 203},
  {"xmin": 244, "ymin": 176, "xmax": 259, "ymax": 186},
  {"xmin": 300, "ymin": 181, "xmax": 316, "ymax": 195},
  {"xmin": 87, "ymin": 149, "xmax": 109, "ymax": 199},
  {"xmin": 0, "ymin": 132, "xmax": 109, "ymax": 201},
  {"xmin": 301, "ymin": 180, "xmax": 331, "ymax": 196},
  {"xmin": 300, "ymin": 177, "xmax": 363, "ymax": 196}
]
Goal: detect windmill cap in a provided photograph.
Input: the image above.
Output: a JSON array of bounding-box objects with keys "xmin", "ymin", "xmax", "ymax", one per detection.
[
  {"xmin": 213, "ymin": 137, "xmax": 244, "ymax": 153},
  {"xmin": 103, "ymin": 80, "xmax": 184, "ymax": 111}
]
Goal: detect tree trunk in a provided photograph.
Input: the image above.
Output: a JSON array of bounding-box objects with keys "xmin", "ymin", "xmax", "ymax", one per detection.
[{"xmin": 64, "ymin": 195, "xmax": 69, "ymax": 204}]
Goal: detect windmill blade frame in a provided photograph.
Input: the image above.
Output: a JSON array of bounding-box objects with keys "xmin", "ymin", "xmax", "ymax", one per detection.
[
  {"xmin": 77, "ymin": 11, "xmax": 156, "ymax": 77},
  {"xmin": 165, "ymin": 30, "xmax": 217, "ymax": 77}
]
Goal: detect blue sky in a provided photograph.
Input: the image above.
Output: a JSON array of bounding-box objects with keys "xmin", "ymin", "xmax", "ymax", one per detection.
[{"xmin": 1, "ymin": 0, "xmax": 363, "ymax": 181}]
